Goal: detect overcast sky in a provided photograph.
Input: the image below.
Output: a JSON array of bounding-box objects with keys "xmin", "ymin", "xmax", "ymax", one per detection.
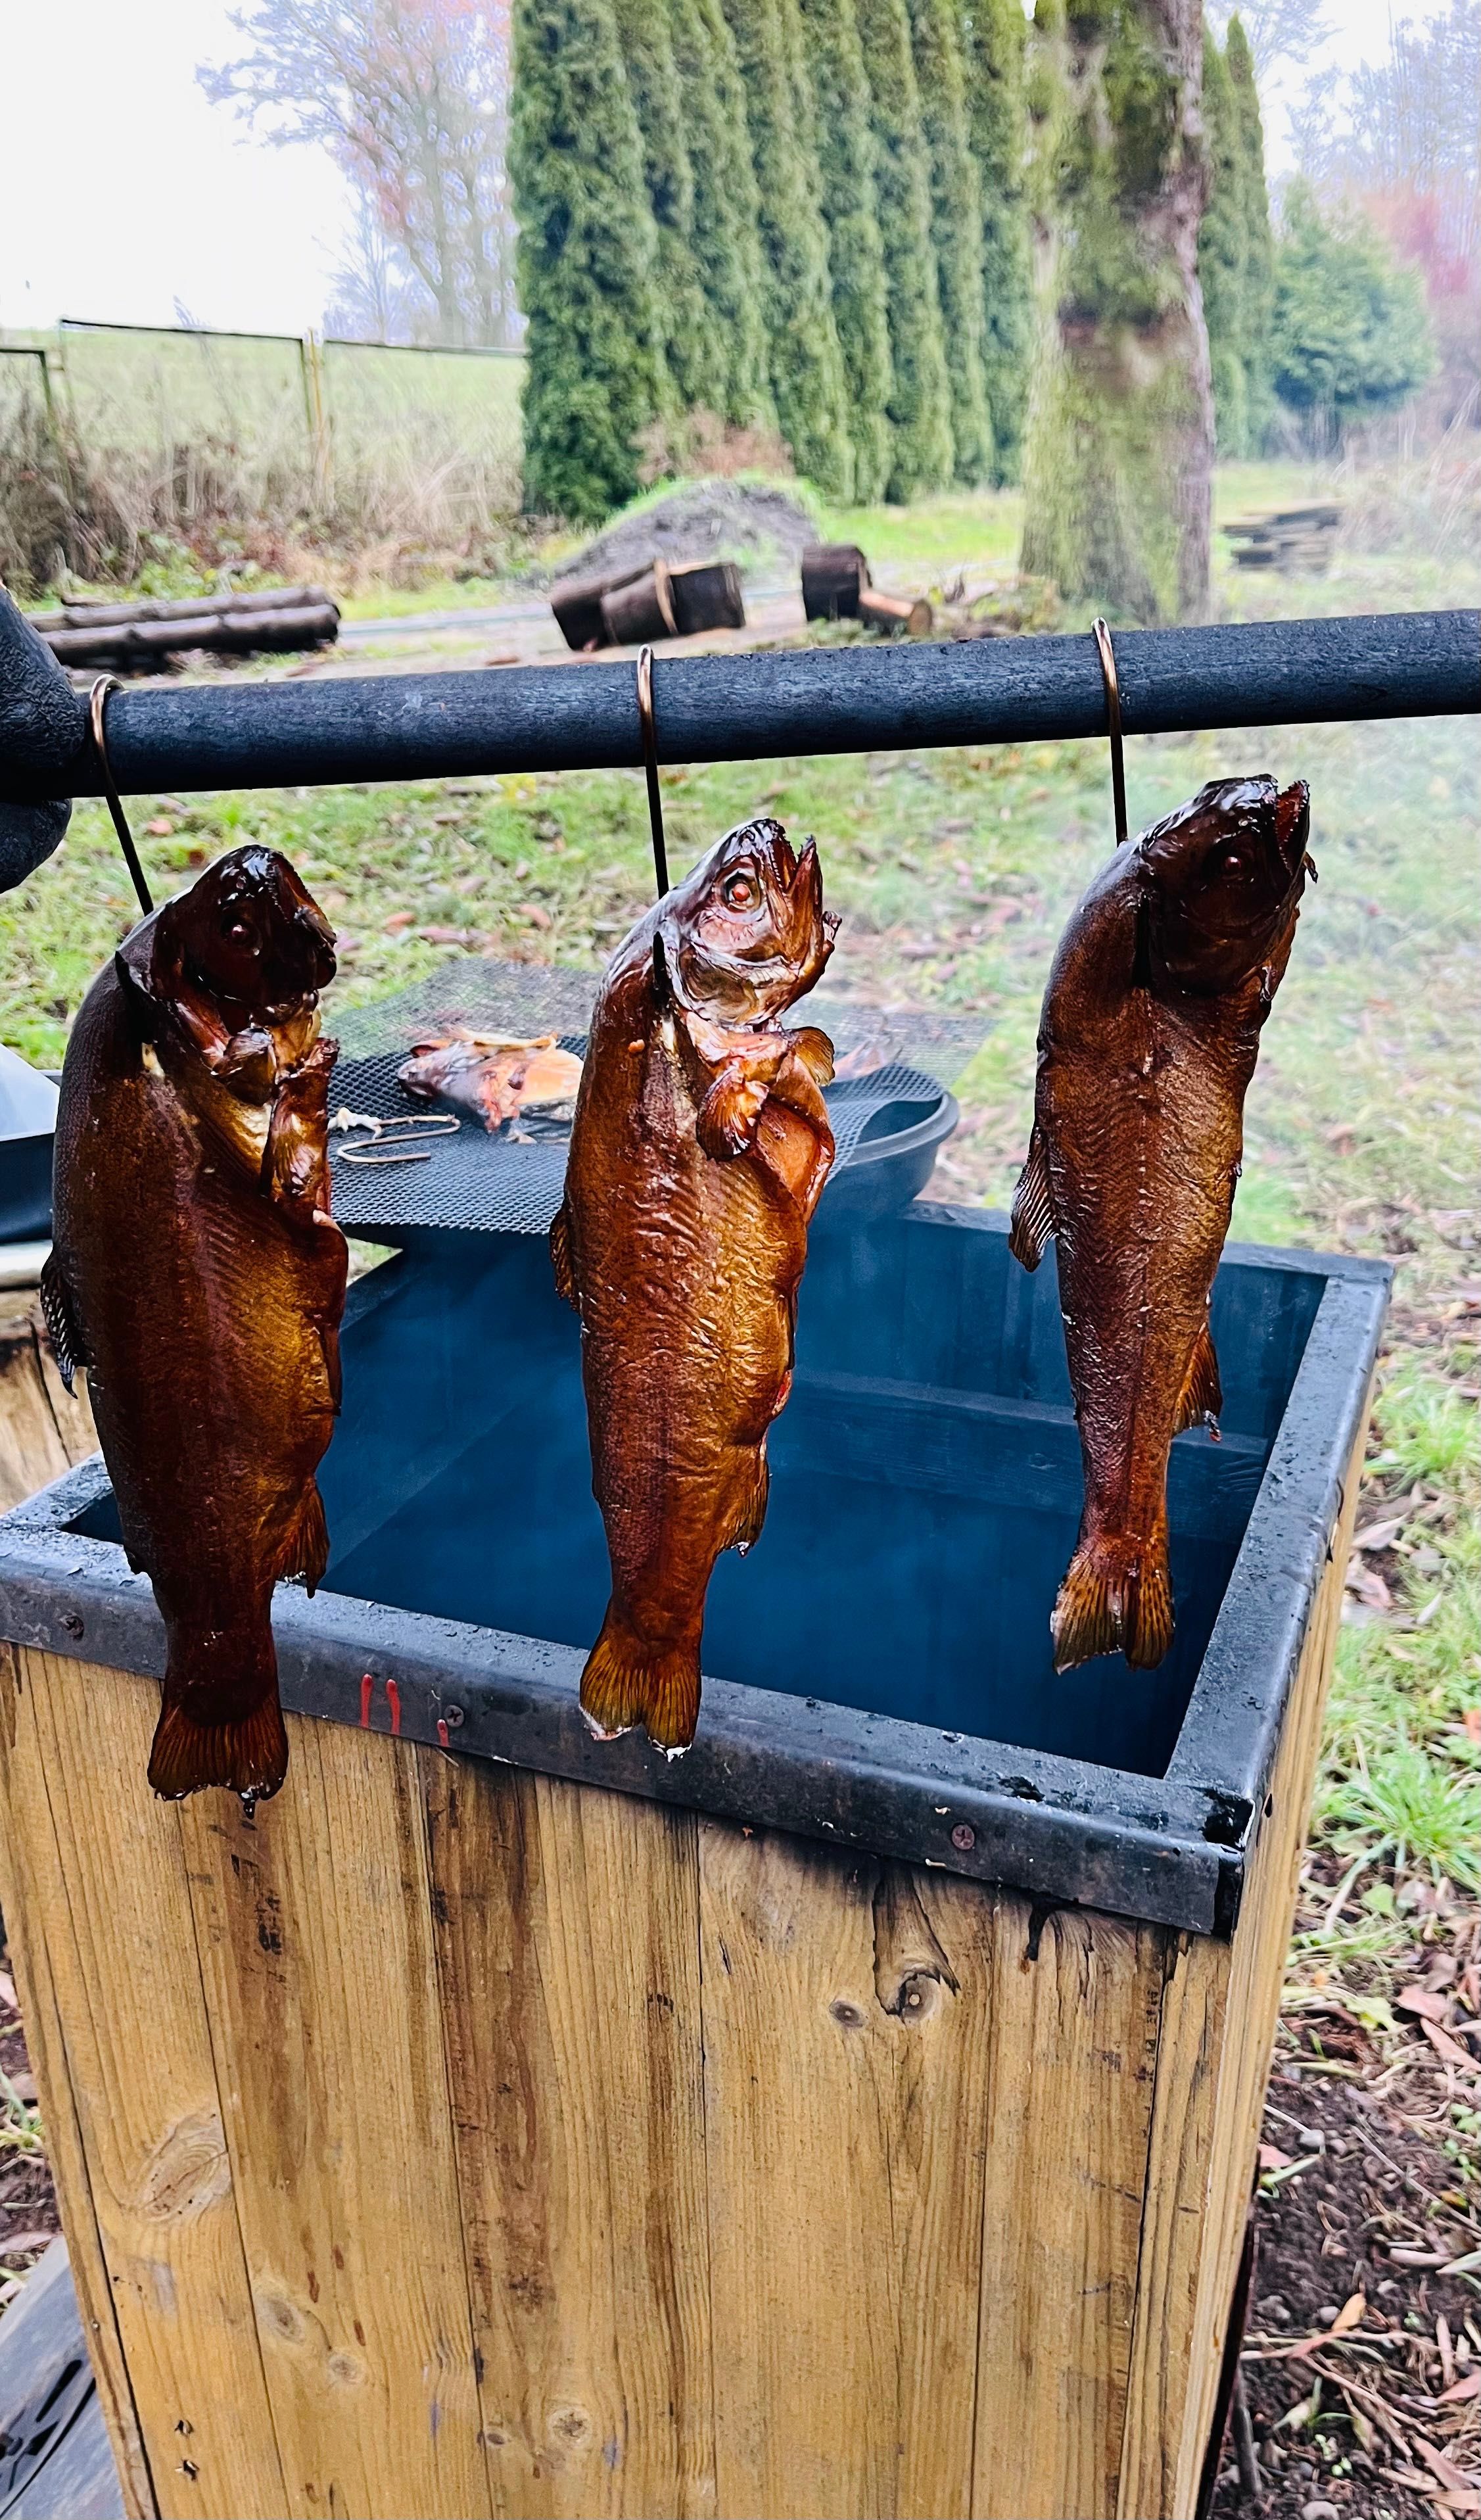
[{"xmin": 0, "ymin": 0, "xmax": 1457, "ymax": 339}]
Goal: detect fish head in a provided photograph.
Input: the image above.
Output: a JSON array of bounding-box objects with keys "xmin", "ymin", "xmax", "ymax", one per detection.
[
  {"xmin": 1140, "ymin": 777, "xmax": 1311, "ymax": 993},
  {"xmin": 664, "ymin": 817, "xmax": 837, "ymax": 1026},
  {"xmin": 170, "ymin": 846, "xmax": 338, "ymax": 1020}
]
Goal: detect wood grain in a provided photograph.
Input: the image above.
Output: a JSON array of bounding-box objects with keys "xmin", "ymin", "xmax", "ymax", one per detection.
[
  {"xmin": 177, "ymin": 1716, "xmax": 490, "ymax": 2520},
  {"xmin": 974, "ymin": 1899, "xmax": 1164, "ymax": 2520},
  {"xmin": 1, "ymin": 1650, "xmax": 287, "ymax": 2519},
  {"xmin": 0, "ymin": 1299, "xmax": 97, "ymax": 1511},
  {"xmin": 421, "ymin": 1756, "xmax": 714, "ymax": 2520},
  {"xmin": 699, "ymin": 1824, "xmax": 995, "ymax": 2520}
]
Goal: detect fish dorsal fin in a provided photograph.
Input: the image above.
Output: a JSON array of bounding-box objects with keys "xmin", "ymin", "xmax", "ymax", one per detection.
[
  {"xmin": 39, "ymin": 1250, "xmax": 86, "ymax": 1394},
  {"xmin": 1173, "ymin": 1316, "xmax": 1223, "ymax": 1437},
  {"xmin": 1008, "ymin": 1125, "xmax": 1055, "ymax": 1272}
]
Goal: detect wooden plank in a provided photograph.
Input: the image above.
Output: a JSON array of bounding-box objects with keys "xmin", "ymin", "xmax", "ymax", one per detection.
[
  {"xmin": 0, "ymin": 1300, "xmax": 97, "ymax": 1513},
  {"xmin": 1118, "ymin": 1412, "xmax": 1371, "ymax": 2519},
  {"xmin": 177, "ymin": 1718, "xmax": 490, "ymax": 2520},
  {"xmin": 699, "ymin": 1824, "xmax": 995, "ymax": 2520},
  {"xmin": 0, "ymin": 1648, "xmax": 154, "ymax": 2520},
  {"xmin": 420, "ymin": 1757, "xmax": 714, "ymax": 2520},
  {"xmin": 973, "ymin": 1899, "xmax": 1164, "ymax": 2520},
  {"xmin": 0, "ymin": 1650, "xmax": 287, "ymax": 2519}
]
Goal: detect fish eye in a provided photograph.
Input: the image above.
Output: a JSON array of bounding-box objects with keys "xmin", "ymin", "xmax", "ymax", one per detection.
[{"xmin": 722, "ymin": 871, "xmax": 759, "ymax": 910}]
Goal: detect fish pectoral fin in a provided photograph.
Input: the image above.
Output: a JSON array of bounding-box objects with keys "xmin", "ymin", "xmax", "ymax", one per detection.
[
  {"xmin": 697, "ymin": 1062, "xmax": 772, "ymax": 1159},
  {"xmin": 786, "ymin": 1024, "xmax": 835, "ymax": 1088},
  {"xmin": 726, "ymin": 1448, "xmax": 770, "ymax": 1557},
  {"xmin": 39, "ymin": 1251, "xmax": 86, "ymax": 1393},
  {"xmin": 1173, "ymin": 1318, "xmax": 1223, "ymax": 1437},
  {"xmin": 550, "ymin": 1202, "xmax": 579, "ymax": 1308},
  {"xmin": 1008, "ymin": 1126, "xmax": 1055, "ymax": 1272}
]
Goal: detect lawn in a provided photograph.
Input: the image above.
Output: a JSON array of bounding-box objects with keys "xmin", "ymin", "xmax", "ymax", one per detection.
[{"xmin": 3, "ymin": 471, "xmax": 1478, "ymax": 2408}]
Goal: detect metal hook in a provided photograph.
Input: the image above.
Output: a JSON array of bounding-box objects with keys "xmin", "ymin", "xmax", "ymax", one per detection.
[
  {"xmin": 635, "ymin": 644, "xmax": 669, "ymax": 899},
  {"xmin": 88, "ymin": 677, "xmax": 154, "ymax": 915},
  {"xmin": 1091, "ymin": 619, "xmax": 1128, "ymax": 848}
]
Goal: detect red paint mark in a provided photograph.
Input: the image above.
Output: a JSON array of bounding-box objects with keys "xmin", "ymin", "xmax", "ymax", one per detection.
[
  {"xmin": 360, "ymin": 1673, "xmax": 373, "ymax": 1728},
  {"xmin": 387, "ymin": 1678, "xmax": 402, "ymax": 1736},
  {"xmin": 436, "ymin": 1718, "xmax": 450, "ymax": 1747}
]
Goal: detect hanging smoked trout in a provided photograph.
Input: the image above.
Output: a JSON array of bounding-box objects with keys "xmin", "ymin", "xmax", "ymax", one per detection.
[
  {"xmin": 43, "ymin": 846, "xmax": 348, "ymax": 1801},
  {"xmin": 553, "ymin": 817, "xmax": 838, "ymax": 1752},
  {"xmin": 1010, "ymin": 775, "xmax": 1313, "ymax": 1673}
]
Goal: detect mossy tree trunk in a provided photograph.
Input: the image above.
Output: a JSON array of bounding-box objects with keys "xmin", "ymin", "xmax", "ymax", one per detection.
[
  {"xmin": 854, "ymin": 0, "xmax": 956, "ymax": 498},
  {"xmin": 962, "ymin": 0, "xmax": 1034, "ymax": 484},
  {"xmin": 666, "ymin": 0, "xmax": 778, "ymax": 429},
  {"xmin": 907, "ymin": 0, "xmax": 994, "ymax": 484},
  {"xmin": 513, "ymin": 0, "xmax": 672, "ymax": 523},
  {"xmin": 1020, "ymin": 0, "xmax": 1215, "ymax": 625},
  {"xmin": 720, "ymin": 0, "xmax": 857, "ymax": 496},
  {"xmin": 797, "ymin": 0, "xmax": 895, "ymax": 502}
]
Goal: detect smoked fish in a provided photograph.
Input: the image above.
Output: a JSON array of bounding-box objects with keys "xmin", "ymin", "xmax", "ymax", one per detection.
[
  {"xmin": 44, "ymin": 847, "xmax": 348, "ymax": 1799},
  {"xmin": 1010, "ymin": 776, "xmax": 1312, "ymax": 1672},
  {"xmin": 398, "ymin": 1032, "xmax": 582, "ymax": 1131},
  {"xmin": 553, "ymin": 818, "xmax": 837, "ymax": 1751}
]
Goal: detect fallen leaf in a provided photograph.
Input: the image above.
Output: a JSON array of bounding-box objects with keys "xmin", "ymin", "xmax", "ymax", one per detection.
[
  {"xmin": 1331, "ymin": 2293, "xmax": 1367, "ymax": 2335},
  {"xmin": 383, "ymin": 910, "xmax": 415, "ymax": 932},
  {"xmin": 1411, "ymin": 2433, "xmax": 1480, "ymax": 2496},
  {"xmin": 0, "ymin": 1973, "xmax": 15, "ymax": 2009},
  {"xmin": 1353, "ymin": 1517, "xmax": 1405, "ymax": 1552},
  {"xmin": 1390, "ymin": 2246, "xmax": 1449, "ymax": 2268},
  {"xmin": 1345, "ymin": 1556, "xmax": 1392, "ymax": 1609},
  {"xmin": 1465, "ymin": 1709, "xmax": 1481, "ymax": 1743},
  {"xmin": 1399, "ymin": 1985, "xmax": 1452, "ymax": 2022},
  {"xmin": 1440, "ymin": 2373, "xmax": 1481, "ymax": 2405},
  {"xmin": 0, "ymin": 2231, "xmax": 53, "ymax": 2256},
  {"xmin": 5, "ymin": 2070, "xmax": 35, "ymax": 2101},
  {"xmin": 145, "ymin": 817, "xmax": 174, "ymax": 838},
  {"xmin": 523, "ymin": 903, "xmax": 553, "ymax": 930},
  {"xmin": 1258, "ymin": 2141, "xmax": 1294, "ymax": 2173},
  {"xmin": 1423, "ymin": 2017, "xmax": 1478, "ymax": 2072}
]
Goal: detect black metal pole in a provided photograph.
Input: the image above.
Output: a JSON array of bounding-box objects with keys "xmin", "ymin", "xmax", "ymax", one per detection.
[{"xmin": 1, "ymin": 607, "xmax": 1476, "ymax": 805}]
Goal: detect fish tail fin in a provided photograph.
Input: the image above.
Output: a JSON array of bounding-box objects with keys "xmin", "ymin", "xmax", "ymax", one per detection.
[
  {"xmin": 579, "ymin": 1607, "xmax": 700, "ymax": 1754},
  {"xmin": 1050, "ymin": 1531, "xmax": 1175, "ymax": 1674},
  {"xmin": 271, "ymin": 1480, "xmax": 330, "ymax": 1594},
  {"xmin": 149, "ymin": 1693, "xmax": 288, "ymax": 1802}
]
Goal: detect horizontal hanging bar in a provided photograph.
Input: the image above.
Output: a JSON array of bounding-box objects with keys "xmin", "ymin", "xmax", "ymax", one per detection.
[{"xmin": 2, "ymin": 608, "xmax": 1475, "ymax": 803}]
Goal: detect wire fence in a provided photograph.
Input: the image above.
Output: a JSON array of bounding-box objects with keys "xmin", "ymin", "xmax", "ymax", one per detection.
[{"xmin": 0, "ymin": 320, "xmax": 527, "ymax": 590}]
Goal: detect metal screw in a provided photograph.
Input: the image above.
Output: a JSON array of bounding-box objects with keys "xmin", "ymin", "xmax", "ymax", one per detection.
[
  {"xmin": 61, "ymin": 1612, "xmax": 83, "ymax": 1638},
  {"xmin": 951, "ymin": 1822, "xmax": 976, "ymax": 1851},
  {"xmin": 444, "ymin": 1703, "xmax": 465, "ymax": 1730}
]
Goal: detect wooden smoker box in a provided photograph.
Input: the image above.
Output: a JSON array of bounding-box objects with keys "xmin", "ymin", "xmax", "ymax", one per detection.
[{"xmin": 0, "ymin": 1204, "xmax": 1386, "ymax": 2520}]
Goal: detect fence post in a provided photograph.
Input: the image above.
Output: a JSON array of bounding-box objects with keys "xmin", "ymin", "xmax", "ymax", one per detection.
[{"xmin": 299, "ymin": 331, "xmax": 333, "ymax": 507}]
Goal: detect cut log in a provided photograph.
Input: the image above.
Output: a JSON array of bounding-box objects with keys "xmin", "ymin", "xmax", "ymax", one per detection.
[
  {"xmin": 801, "ymin": 544, "xmax": 870, "ymax": 621},
  {"xmin": 40, "ymin": 604, "xmax": 341, "ymax": 666},
  {"xmin": 669, "ymin": 560, "xmax": 745, "ymax": 636},
  {"xmin": 857, "ymin": 590, "xmax": 933, "ymax": 638},
  {"xmin": 600, "ymin": 565, "xmax": 678, "ymax": 648},
  {"xmin": 549, "ymin": 563, "xmax": 649, "ymax": 652},
  {"xmin": 33, "ymin": 585, "xmax": 336, "ymax": 631}
]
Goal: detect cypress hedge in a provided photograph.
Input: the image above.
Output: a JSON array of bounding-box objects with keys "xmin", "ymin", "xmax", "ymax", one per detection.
[
  {"xmin": 907, "ymin": 0, "xmax": 993, "ymax": 484},
  {"xmin": 855, "ymin": 0, "xmax": 955, "ymax": 498},
  {"xmin": 667, "ymin": 0, "xmax": 778, "ymax": 429},
  {"xmin": 1227, "ymin": 15, "xmax": 1274, "ymax": 453},
  {"xmin": 797, "ymin": 0, "xmax": 895, "ymax": 502},
  {"xmin": 1199, "ymin": 24, "xmax": 1248, "ymax": 454},
  {"xmin": 720, "ymin": 0, "xmax": 855, "ymax": 494},
  {"xmin": 962, "ymin": 0, "xmax": 1033, "ymax": 483},
  {"xmin": 513, "ymin": 0, "xmax": 672, "ymax": 522},
  {"xmin": 609, "ymin": 0, "xmax": 723, "ymax": 417}
]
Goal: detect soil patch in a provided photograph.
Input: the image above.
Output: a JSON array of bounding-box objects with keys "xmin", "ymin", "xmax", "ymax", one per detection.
[
  {"xmin": 1210, "ymin": 2058, "xmax": 1481, "ymax": 2517},
  {"xmin": 551, "ymin": 477, "xmax": 819, "ymax": 589}
]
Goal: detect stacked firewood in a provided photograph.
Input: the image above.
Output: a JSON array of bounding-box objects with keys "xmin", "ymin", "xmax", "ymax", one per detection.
[
  {"xmin": 34, "ymin": 585, "xmax": 340, "ymax": 669},
  {"xmin": 551, "ymin": 559, "xmax": 746, "ymax": 651}
]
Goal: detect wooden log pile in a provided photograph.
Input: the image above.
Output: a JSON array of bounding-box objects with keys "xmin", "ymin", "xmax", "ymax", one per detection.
[
  {"xmin": 801, "ymin": 544, "xmax": 932, "ymax": 637},
  {"xmin": 34, "ymin": 585, "xmax": 340, "ymax": 669},
  {"xmin": 551, "ymin": 558, "xmax": 746, "ymax": 650},
  {"xmin": 1224, "ymin": 506, "xmax": 1341, "ymax": 576}
]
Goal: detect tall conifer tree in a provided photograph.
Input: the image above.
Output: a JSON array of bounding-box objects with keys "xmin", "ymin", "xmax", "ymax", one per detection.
[
  {"xmin": 962, "ymin": 0, "xmax": 1033, "ymax": 482},
  {"xmin": 610, "ymin": 0, "xmax": 723, "ymax": 417},
  {"xmin": 797, "ymin": 0, "xmax": 895, "ymax": 501},
  {"xmin": 1228, "ymin": 15, "xmax": 1274, "ymax": 451},
  {"xmin": 720, "ymin": 0, "xmax": 856, "ymax": 493},
  {"xmin": 668, "ymin": 0, "xmax": 777, "ymax": 429},
  {"xmin": 907, "ymin": 0, "xmax": 993, "ymax": 483},
  {"xmin": 513, "ymin": 0, "xmax": 671, "ymax": 521},
  {"xmin": 854, "ymin": 0, "xmax": 955, "ymax": 497}
]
